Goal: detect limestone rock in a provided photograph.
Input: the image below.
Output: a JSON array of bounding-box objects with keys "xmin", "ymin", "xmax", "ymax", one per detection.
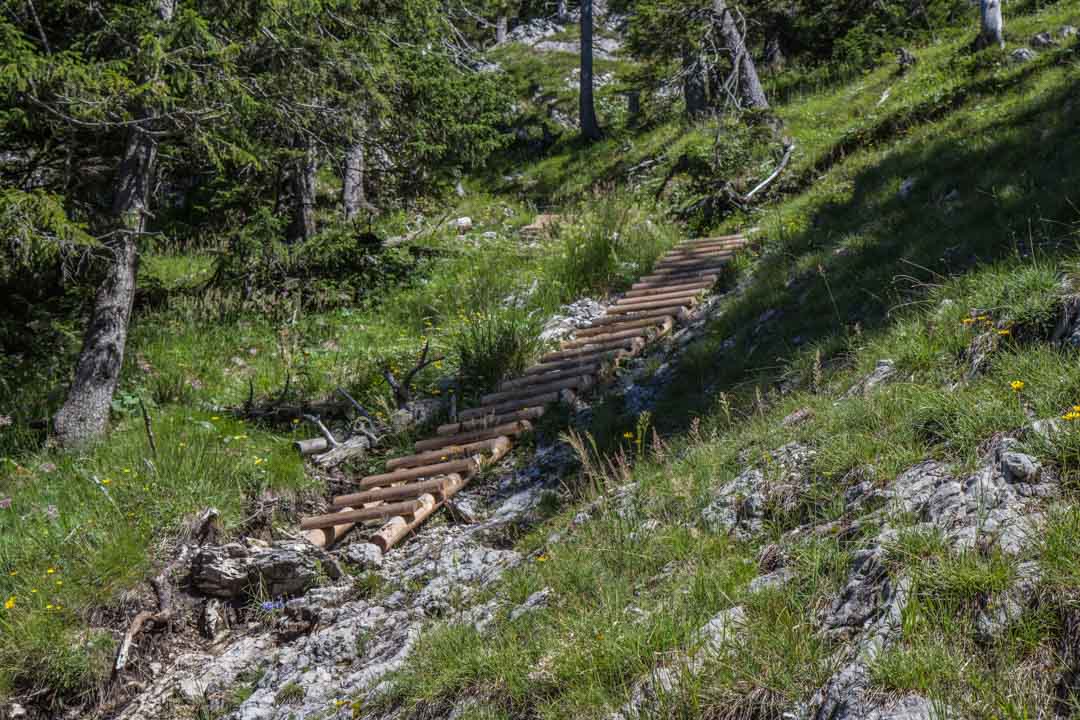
[
  {"xmin": 190, "ymin": 541, "xmax": 342, "ymax": 599},
  {"xmin": 509, "ymin": 587, "xmax": 552, "ymax": 621},
  {"xmin": 340, "ymin": 542, "xmax": 384, "ymax": 570}
]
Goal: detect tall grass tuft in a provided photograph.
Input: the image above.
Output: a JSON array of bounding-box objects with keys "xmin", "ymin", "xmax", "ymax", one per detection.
[{"xmin": 451, "ymin": 306, "xmax": 544, "ymax": 396}]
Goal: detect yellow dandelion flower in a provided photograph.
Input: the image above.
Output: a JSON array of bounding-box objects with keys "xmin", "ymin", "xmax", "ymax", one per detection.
[
  {"xmin": 102, "ymin": 478, "xmax": 112, "ymax": 485},
  {"xmin": 622, "ymin": 432, "xmax": 633, "ymax": 439},
  {"xmin": 997, "ymin": 329, "xmax": 1012, "ymax": 336},
  {"xmin": 211, "ymin": 416, "xmax": 220, "ymax": 420},
  {"xmin": 1010, "ymin": 380, "xmax": 1025, "ymax": 392},
  {"xmin": 292, "ymin": 418, "xmax": 300, "ymax": 424},
  {"xmin": 55, "ymin": 580, "xmax": 62, "ymax": 587},
  {"xmin": 8, "ymin": 571, "xmax": 16, "ymax": 577},
  {"xmin": 961, "ymin": 318, "xmax": 975, "ymax": 325},
  {"xmin": 1073, "ymin": 405, "xmax": 1080, "ymax": 413},
  {"xmin": 45, "ymin": 604, "xmax": 53, "ymax": 610},
  {"xmin": 46, "ymin": 568, "xmax": 55, "ymax": 575},
  {"xmin": 123, "ymin": 468, "xmax": 131, "ymax": 474},
  {"xmin": 29, "ymin": 588, "xmax": 37, "ymax": 594},
  {"xmin": 536, "ymin": 554, "xmax": 549, "ymax": 563},
  {"xmin": 4, "ymin": 596, "xmax": 14, "ymax": 610},
  {"xmin": 976, "ymin": 315, "xmax": 989, "ymax": 321}
]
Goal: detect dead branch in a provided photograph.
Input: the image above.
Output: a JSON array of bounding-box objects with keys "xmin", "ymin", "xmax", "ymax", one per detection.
[
  {"xmin": 112, "ymin": 546, "xmax": 189, "ymax": 678},
  {"xmin": 302, "ymin": 414, "xmax": 341, "ymax": 448},
  {"xmin": 743, "ymin": 142, "xmax": 794, "ymax": 202},
  {"xmin": 138, "ymin": 396, "xmax": 157, "ymax": 457},
  {"xmin": 383, "ymin": 340, "xmax": 445, "ymax": 408}
]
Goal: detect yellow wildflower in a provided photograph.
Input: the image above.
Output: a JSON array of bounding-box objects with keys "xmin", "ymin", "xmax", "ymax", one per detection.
[
  {"xmin": 46, "ymin": 567, "xmax": 55, "ymax": 575},
  {"xmin": 8, "ymin": 571, "xmax": 16, "ymax": 577},
  {"xmin": 537, "ymin": 554, "xmax": 549, "ymax": 563},
  {"xmin": 3, "ymin": 596, "xmax": 14, "ymax": 610},
  {"xmin": 292, "ymin": 418, "xmax": 300, "ymax": 425},
  {"xmin": 55, "ymin": 580, "xmax": 62, "ymax": 587},
  {"xmin": 211, "ymin": 416, "xmax": 220, "ymax": 420},
  {"xmin": 997, "ymin": 329, "xmax": 1012, "ymax": 336},
  {"xmin": 1010, "ymin": 380, "xmax": 1025, "ymax": 392},
  {"xmin": 102, "ymin": 478, "xmax": 112, "ymax": 485},
  {"xmin": 29, "ymin": 588, "xmax": 37, "ymax": 594},
  {"xmin": 622, "ymin": 432, "xmax": 633, "ymax": 439},
  {"xmin": 45, "ymin": 604, "xmax": 53, "ymax": 610},
  {"xmin": 961, "ymin": 318, "xmax": 975, "ymax": 325}
]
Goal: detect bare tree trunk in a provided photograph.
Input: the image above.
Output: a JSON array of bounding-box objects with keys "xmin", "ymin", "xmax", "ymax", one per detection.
[
  {"xmin": 975, "ymin": 0, "xmax": 1004, "ymax": 50},
  {"xmin": 496, "ymin": 14, "xmax": 508, "ymax": 43},
  {"xmin": 53, "ymin": 0, "xmax": 174, "ymax": 448},
  {"xmin": 683, "ymin": 46, "xmax": 707, "ymax": 119},
  {"xmin": 54, "ymin": 126, "xmax": 155, "ymax": 447},
  {"xmin": 343, "ymin": 140, "xmax": 373, "ymax": 221},
  {"xmin": 713, "ymin": 0, "xmax": 769, "ymax": 110},
  {"xmin": 579, "ymin": 0, "xmax": 602, "ymax": 142},
  {"xmin": 288, "ymin": 140, "xmax": 317, "ymax": 243},
  {"xmin": 763, "ymin": 34, "xmax": 785, "ymax": 72}
]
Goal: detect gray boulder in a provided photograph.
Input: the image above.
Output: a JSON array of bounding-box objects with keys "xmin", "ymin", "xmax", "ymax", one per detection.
[{"xmin": 190, "ymin": 541, "xmax": 342, "ymax": 599}]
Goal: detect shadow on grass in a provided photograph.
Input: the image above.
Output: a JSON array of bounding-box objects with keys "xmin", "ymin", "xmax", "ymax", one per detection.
[{"xmin": 649, "ymin": 67, "xmax": 1080, "ymax": 435}]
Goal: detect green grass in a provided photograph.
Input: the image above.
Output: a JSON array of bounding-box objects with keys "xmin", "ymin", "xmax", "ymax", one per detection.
[{"xmin": 377, "ymin": 3, "xmax": 1080, "ymax": 717}]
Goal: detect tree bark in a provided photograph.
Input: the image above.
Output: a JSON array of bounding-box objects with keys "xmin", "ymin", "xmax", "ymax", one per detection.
[
  {"xmin": 54, "ymin": 126, "xmax": 155, "ymax": 447},
  {"xmin": 579, "ymin": 0, "xmax": 602, "ymax": 142},
  {"xmin": 975, "ymin": 0, "xmax": 1004, "ymax": 50},
  {"xmin": 496, "ymin": 14, "xmax": 508, "ymax": 44},
  {"xmin": 342, "ymin": 140, "xmax": 373, "ymax": 221},
  {"xmin": 288, "ymin": 140, "xmax": 317, "ymax": 243},
  {"xmin": 683, "ymin": 46, "xmax": 707, "ymax": 119},
  {"xmin": 713, "ymin": 0, "xmax": 769, "ymax": 110}
]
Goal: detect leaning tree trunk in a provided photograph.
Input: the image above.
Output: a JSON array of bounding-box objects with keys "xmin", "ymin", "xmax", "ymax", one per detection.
[
  {"xmin": 579, "ymin": 0, "xmax": 602, "ymax": 142},
  {"xmin": 496, "ymin": 14, "xmax": 508, "ymax": 43},
  {"xmin": 342, "ymin": 140, "xmax": 373, "ymax": 221},
  {"xmin": 713, "ymin": 0, "xmax": 769, "ymax": 110},
  {"xmin": 288, "ymin": 141, "xmax": 317, "ymax": 243},
  {"xmin": 683, "ymin": 45, "xmax": 708, "ymax": 119},
  {"xmin": 53, "ymin": 126, "xmax": 155, "ymax": 448},
  {"xmin": 975, "ymin": 0, "xmax": 1004, "ymax": 50},
  {"xmin": 53, "ymin": 0, "xmax": 173, "ymax": 448}
]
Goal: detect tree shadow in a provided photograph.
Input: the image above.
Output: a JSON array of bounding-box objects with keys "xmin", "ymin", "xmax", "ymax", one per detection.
[{"xmin": 647, "ymin": 64, "xmax": 1080, "ymax": 436}]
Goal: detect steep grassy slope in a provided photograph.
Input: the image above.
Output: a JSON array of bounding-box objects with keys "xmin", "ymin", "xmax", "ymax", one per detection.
[{"xmin": 379, "ymin": 5, "xmax": 1080, "ymax": 718}]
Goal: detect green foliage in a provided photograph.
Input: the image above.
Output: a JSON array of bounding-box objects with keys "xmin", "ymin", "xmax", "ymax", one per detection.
[{"xmin": 451, "ymin": 306, "xmax": 544, "ymax": 396}]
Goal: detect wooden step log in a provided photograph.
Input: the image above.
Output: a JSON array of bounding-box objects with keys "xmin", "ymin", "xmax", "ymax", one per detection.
[
  {"xmin": 680, "ymin": 234, "xmax": 745, "ymax": 246},
  {"xmin": 523, "ymin": 350, "xmax": 624, "ymax": 375},
  {"xmin": 541, "ymin": 336, "xmax": 644, "ymax": 363},
  {"xmin": 417, "ymin": 419, "xmax": 532, "ymax": 452},
  {"xmin": 370, "ymin": 493, "xmax": 440, "ymax": 552},
  {"xmin": 613, "ymin": 288, "xmax": 705, "ymax": 309},
  {"xmin": 435, "ymin": 411, "xmax": 541, "ymax": 437},
  {"xmin": 561, "ymin": 326, "xmax": 646, "ymax": 349},
  {"xmin": 660, "ymin": 245, "xmax": 738, "ymax": 259},
  {"xmin": 668, "ymin": 243, "xmax": 744, "ymax": 256},
  {"xmin": 358, "ymin": 456, "xmax": 482, "ymax": 490},
  {"xmin": 371, "ymin": 435, "xmax": 513, "ymax": 551},
  {"xmin": 630, "ymin": 275, "xmax": 718, "ymax": 292},
  {"xmin": 608, "ymin": 296, "xmax": 699, "ymax": 315},
  {"xmin": 331, "ymin": 472, "xmax": 466, "ymax": 508},
  {"xmin": 573, "ymin": 315, "xmax": 669, "ymax": 339},
  {"xmin": 562, "ymin": 316, "xmax": 674, "ymax": 349},
  {"xmin": 638, "ymin": 266, "xmax": 729, "ymax": 284},
  {"xmin": 387, "ymin": 436, "xmax": 510, "ymax": 472},
  {"xmin": 623, "ymin": 279, "xmax": 715, "ymax": 299},
  {"xmin": 648, "ymin": 250, "xmax": 734, "ymax": 267},
  {"xmin": 498, "ymin": 362, "xmax": 603, "ymax": 391},
  {"xmin": 644, "ymin": 260, "xmax": 731, "ymax": 277},
  {"xmin": 587, "ymin": 306, "xmax": 692, "ymax": 326},
  {"xmin": 457, "ymin": 390, "xmax": 563, "ymax": 423},
  {"xmin": 481, "ymin": 374, "xmax": 593, "ymax": 405},
  {"xmin": 301, "ymin": 498, "xmax": 425, "ymax": 530}
]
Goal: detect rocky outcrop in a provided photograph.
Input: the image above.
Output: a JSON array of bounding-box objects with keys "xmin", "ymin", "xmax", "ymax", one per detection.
[{"xmin": 190, "ymin": 541, "xmax": 342, "ymax": 599}]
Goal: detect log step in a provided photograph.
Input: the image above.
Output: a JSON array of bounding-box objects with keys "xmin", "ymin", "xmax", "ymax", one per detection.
[
  {"xmin": 631, "ymin": 275, "xmax": 719, "ymax": 292},
  {"xmin": 332, "ymin": 473, "xmax": 465, "ymax": 508},
  {"xmin": 457, "ymin": 391, "xmax": 562, "ymax": 422},
  {"xmin": 436, "ymin": 408, "xmax": 544, "ymax": 437},
  {"xmin": 608, "ymin": 297, "xmax": 698, "ymax": 315},
  {"xmin": 420, "ymin": 420, "xmax": 533, "ymax": 452},
  {"xmin": 498, "ymin": 362, "xmax": 603, "ymax": 390},
  {"xmin": 301, "ymin": 498, "xmax": 425, "ymax": 530},
  {"xmin": 623, "ymin": 280, "xmax": 715, "ymax": 299},
  {"xmin": 541, "ymin": 336, "xmax": 643, "ymax": 363},
  {"xmin": 481, "ymin": 374, "xmax": 593, "ymax": 405},
  {"xmin": 573, "ymin": 315, "xmax": 669, "ymax": 339},
  {"xmin": 387, "ymin": 437, "xmax": 510, "ymax": 471},
  {"xmin": 613, "ymin": 288, "xmax": 705, "ymax": 309},
  {"xmin": 638, "ymin": 266, "xmax": 729, "ymax": 284},
  {"xmin": 359, "ymin": 457, "xmax": 480, "ymax": 490}
]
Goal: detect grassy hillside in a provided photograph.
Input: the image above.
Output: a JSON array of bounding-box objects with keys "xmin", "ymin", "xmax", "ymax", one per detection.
[
  {"xmin": 379, "ymin": 4, "xmax": 1080, "ymax": 718},
  {"xmin": 2, "ymin": 0, "xmax": 1080, "ymax": 714}
]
